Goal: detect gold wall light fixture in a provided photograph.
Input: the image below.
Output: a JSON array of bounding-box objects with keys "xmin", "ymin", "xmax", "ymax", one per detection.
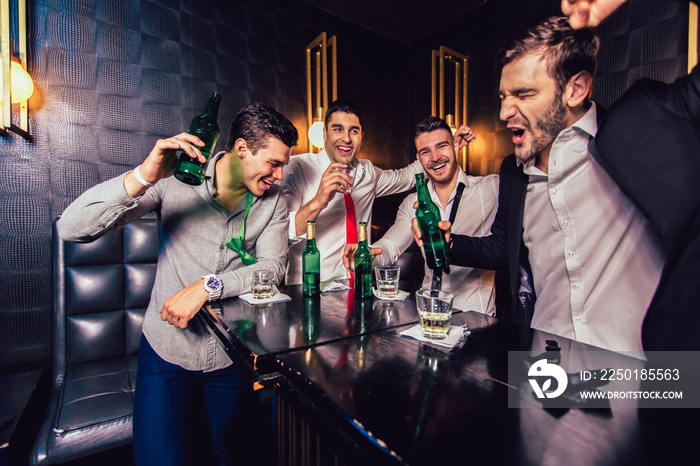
[
  {"xmin": 306, "ymin": 32, "xmax": 337, "ymax": 152},
  {"xmin": 431, "ymin": 46, "xmax": 468, "ymax": 170},
  {"xmin": 1, "ymin": 0, "xmax": 33, "ymax": 139}
]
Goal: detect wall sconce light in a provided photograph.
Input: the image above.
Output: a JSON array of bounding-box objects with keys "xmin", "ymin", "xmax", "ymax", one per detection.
[
  {"xmin": 1, "ymin": 0, "xmax": 33, "ymax": 140},
  {"xmin": 306, "ymin": 32, "xmax": 337, "ymax": 152},
  {"xmin": 432, "ymin": 46, "xmax": 468, "ymax": 170}
]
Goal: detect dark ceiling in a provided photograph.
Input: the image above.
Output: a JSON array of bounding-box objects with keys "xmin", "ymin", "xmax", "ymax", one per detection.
[{"xmin": 299, "ymin": 0, "xmax": 488, "ymax": 44}]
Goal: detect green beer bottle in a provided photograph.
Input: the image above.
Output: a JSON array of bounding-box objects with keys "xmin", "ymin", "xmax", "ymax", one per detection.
[
  {"xmin": 173, "ymin": 92, "xmax": 221, "ymax": 186},
  {"xmin": 354, "ymin": 222, "xmax": 373, "ymax": 299},
  {"xmin": 302, "ymin": 221, "xmax": 321, "ymax": 297},
  {"xmin": 415, "ymin": 173, "xmax": 450, "ymax": 271}
]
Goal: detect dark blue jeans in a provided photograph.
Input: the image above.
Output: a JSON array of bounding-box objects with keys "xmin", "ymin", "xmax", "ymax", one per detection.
[{"xmin": 133, "ymin": 336, "xmax": 245, "ymax": 466}]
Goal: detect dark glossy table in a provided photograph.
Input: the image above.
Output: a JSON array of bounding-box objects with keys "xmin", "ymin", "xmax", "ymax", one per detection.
[
  {"xmin": 200, "ymin": 286, "xmax": 700, "ymax": 465},
  {"xmin": 276, "ymin": 311, "xmax": 700, "ymax": 465},
  {"xmin": 198, "ymin": 280, "xmax": 421, "ymax": 386}
]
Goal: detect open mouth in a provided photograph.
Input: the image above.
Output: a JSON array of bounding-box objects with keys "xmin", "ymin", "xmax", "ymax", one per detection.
[
  {"xmin": 336, "ymin": 146, "xmax": 353, "ymax": 156},
  {"xmin": 261, "ymin": 178, "xmax": 274, "ymax": 188},
  {"xmin": 430, "ymin": 162, "xmax": 447, "ymax": 171},
  {"xmin": 512, "ymin": 128, "xmax": 526, "ymax": 144}
]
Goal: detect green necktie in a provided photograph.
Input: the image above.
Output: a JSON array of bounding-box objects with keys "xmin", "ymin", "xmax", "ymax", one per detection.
[{"xmin": 225, "ymin": 191, "xmax": 258, "ymax": 266}]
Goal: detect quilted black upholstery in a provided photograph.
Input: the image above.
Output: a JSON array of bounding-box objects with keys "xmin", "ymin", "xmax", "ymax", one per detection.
[{"xmin": 31, "ymin": 216, "xmax": 158, "ymax": 465}]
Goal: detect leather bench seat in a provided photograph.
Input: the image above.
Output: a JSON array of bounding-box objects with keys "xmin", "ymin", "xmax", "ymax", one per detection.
[{"xmin": 31, "ymin": 216, "xmax": 157, "ymax": 465}]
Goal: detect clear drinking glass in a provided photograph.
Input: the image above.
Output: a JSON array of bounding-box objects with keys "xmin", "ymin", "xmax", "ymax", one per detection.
[
  {"xmin": 252, "ymin": 269, "xmax": 275, "ymax": 299},
  {"xmin": 374, "ymin": 265, "xmax": 400, "ymax": 298},
  {"xmin": 415, "ymin": 289, "xmax": 454, "ymax": 340}
]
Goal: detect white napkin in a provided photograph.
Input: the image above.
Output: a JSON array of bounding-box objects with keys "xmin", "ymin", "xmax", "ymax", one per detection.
[
  {"xmin": 372, "ymin": 288, "xmax": 410, "ymax": 301},
  {"xmin": 320, "ymin": 281, "xmax": 351, "ymax": 293},
  {"xmin": 399, "ymin": 324, "xmax": 469, "ymax": 349},
  {"xmin": 239, "ymin": 286, "xmax": 291, "ymax": 305}
]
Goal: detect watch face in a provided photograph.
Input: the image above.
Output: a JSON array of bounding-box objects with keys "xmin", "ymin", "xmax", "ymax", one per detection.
[{"xmin": 206, "ymin": 276, "xmax": 221, "ymax": 290}]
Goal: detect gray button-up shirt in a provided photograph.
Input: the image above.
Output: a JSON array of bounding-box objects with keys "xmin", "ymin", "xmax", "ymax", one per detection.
[{"xmin": 57, "ymin": 152, "xmax": 289, "ymax": 371}]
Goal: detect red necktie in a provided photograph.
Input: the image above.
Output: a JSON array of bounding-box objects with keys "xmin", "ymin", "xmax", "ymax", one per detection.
[
  {"xmin": 344, "ymin": 192, "xmax": 357, "ymax": 286},
  {"xmin": 344, "ymin": 193, "xmax": 357, "ymax": 244}
]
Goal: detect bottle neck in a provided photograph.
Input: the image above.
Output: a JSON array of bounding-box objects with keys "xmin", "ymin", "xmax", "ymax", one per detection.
[
  {"xmin": 306, "ymin": 222, "xmax": 316, "ymax": 240},
  {"xmin": 202, "ymin": 93, "xmax": 221, "ymax": 119},
  {"xmin": 416, "ymin": 174, "xmax": 430, "ymax": 204},
  {"xmin": 358, "ymin": 223, "xmax": 368, "ymax": 243}
]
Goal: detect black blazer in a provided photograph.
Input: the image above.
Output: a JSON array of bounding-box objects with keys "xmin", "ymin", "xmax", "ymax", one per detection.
[{"xmin": 452, "ymin": 66, "xmax": 700, "ymax": 350}]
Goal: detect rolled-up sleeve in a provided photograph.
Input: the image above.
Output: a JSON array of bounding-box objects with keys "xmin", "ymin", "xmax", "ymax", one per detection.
[{"xmin": 56, "ymin": 172, "xmax": 160, "ymax": 242}]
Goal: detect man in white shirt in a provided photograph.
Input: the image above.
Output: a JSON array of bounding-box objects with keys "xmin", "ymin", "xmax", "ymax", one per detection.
[
  {"xmin": 416, "ymin": 17, "xmax": 665, "ymax": 354},
  {"xmin": 344, "ymin": 116, "xmax": 498, "ymax": 314},
  {"xmin": 282, "ymin": 100, "xmax": 423, "ymax": 285}
]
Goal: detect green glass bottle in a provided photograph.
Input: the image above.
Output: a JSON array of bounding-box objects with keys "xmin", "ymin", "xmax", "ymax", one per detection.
[
  {"xmin": 173, "ymin": 92, "xmax": 221, "ymax": 186},
  {"xmin": 415, "ymin": 173, "xmax": 450, "ymax": 271},
  {"xmin": 354, "ymin": 222, "xmax": 373, "ymax": 300},
  {"xmin": 302, "ymin": 221, "xmax": 321, "ymax": 297}
]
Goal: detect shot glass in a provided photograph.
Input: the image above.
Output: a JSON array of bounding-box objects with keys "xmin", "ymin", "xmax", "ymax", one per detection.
[
  {"xmin": 334, "ymin": 165, "xmax": 357, "ymax": 193},
  {"xmin": 252, "ymin": 269, "xmax": 275, "ymax": 300},
  {"xmin": 415, "ymin": 289, "xmax": 454, "ymax": 340},
  {"xmin": 374, "ymin": 265, "xmax": 400, "ymax": 299}
]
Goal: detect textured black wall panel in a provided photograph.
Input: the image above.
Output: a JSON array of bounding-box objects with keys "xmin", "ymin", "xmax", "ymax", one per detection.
[
  {"xmin": 141, "ymin": 102, "xmax": 183, "ymax": 136},
  {"xmin": 51, "ymin": 160, "xmax": 100, "ymax": 198},
  {"xmin": 97, "ymin": 59, "xmax": 142, "ymax": 97},
  {"xmin": 142, "ymin": 69, "xmax": 182, "ymax": 105},
  {"xmin": 97, "ymin": 129, "xmax": 144, "ymax": 167},
  {"xmin": 49, "ymin": 87, "xmax": 99, "ymax": 125},
  {"xmin": 0, "ymin": 234, "xmax": 52, "ymax": 273},
  {"xmin": 180, "ymin": 46, "xmax": 217, "ymax": 80},
  {"xmin": 97, "ymin": 95, "xmax": 143, "ymax": 131},
  {"xmin": 45, "ymin": 47, "xmax": 97, "ymax": 88},
  {"xmin": 214, "ymin": 0, "xmax": 247, "ymax": 28},
  {"xmin": 0, "ymin": 158, "xmax": 51, "ymax": 196},
  {"xmin": 215, "ymin": 26, "xmax": 249, "ymax": 59},
  {"xmin": 96, "ymin": 23, "xmax": 141, "ymax": 62},
  {"xmin": 215, "ymin": 56, "xmax": 250, "ymax": 87},
  {"xmin": 96, "ymin": 0, "xmax": 141, "ymax": 29},
  {"xmin": 180, "ymin": 14, "xmax": 217, "ymax": 51},
  {"xmin": 47, "ymin": 121, "xmax": 99, "ymax": 161},
  {"xmin": 140, "ymin": 34, "xmax": 181, "ymax": 72},
  {"xmin": 140, "ymin": 1, "xmax": 180, "ymax": 41},
  {"xmin": 0, "ymin": 196, "xmax": 52, "ymax": 236},
  {"xmin": 247, "ymin": 6, "xmax": 279, "ymax": 41},
  {"xmin": 49, "ymin": 10, "xmax": 96, "ymax": 53}
]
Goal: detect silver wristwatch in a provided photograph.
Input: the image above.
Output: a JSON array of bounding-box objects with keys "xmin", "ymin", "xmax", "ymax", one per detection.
[{"xmin": 202, "ymin": 274, "xmax": 223, "ymax": 301}]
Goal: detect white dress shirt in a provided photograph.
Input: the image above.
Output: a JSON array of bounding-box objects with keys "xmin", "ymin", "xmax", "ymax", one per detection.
[
  {"xmin": 373, "ymin": 169, "xmax": 499, "ymax": 315},
  {"xmin": 282, "ymin": 149, "xmax": 422, "ymax": 285},
  {"xmin": 521, "ymin": 103, "xmax": 665, "ymax": 353}
]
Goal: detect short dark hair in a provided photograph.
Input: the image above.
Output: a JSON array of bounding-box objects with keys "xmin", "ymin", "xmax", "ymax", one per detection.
[
  {"xmin": 415, "ymin": 115, "xmax": 453, "ymax": 141},
  {"xmin": 497, "ymin": 16, "xmax": 600, "ymax": 94},
  {"xmin": 324, "ymin": 100, "xmax": 363, "ymax": 127},
  {"xmin": 225, "ymin": 102, "xmax": 299, "ymax": 154}
]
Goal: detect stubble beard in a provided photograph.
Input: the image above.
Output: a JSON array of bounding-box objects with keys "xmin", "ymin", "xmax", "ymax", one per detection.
[{"xmin": 515, "ymin": 90, "xmax": 567, "ymax": 165}]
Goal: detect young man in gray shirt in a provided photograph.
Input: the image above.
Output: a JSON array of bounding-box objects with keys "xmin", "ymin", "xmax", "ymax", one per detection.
[{"xmin": 57, "ymin": 102, "xmax": 298, "ymax": 465}]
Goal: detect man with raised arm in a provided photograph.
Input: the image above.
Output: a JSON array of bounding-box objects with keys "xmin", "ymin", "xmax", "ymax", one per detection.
[
  {"xmin": 343, "ymin": 116, "xmax": 497, "ymax": 314},
  {"xmin": 57, "ymin": 102, "xmax": 298, "ymax": 465},
  {"xmin": 282, "ymin": 99, "xmax": 423, "ymax": 286}
]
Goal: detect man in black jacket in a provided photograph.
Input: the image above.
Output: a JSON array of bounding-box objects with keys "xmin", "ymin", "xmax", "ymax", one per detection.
[{"xmin": 417, "ymin": 14, "xmax": 700, "ymax": 353}]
